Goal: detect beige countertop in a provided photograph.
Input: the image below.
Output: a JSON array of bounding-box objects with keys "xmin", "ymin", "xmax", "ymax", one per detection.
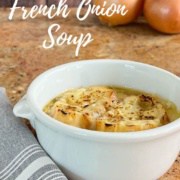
[{"xmin": 0, "ymin": 8, "xmax": 179, "ymax": 179}]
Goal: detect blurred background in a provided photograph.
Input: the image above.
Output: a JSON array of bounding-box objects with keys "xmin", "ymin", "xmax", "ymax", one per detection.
[{"xmin": 0, "ymin": 0, "xmax": 82, "ymax": 7}]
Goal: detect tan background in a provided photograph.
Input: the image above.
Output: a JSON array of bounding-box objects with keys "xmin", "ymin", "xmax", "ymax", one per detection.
[{"xmin": 0, "ymin": 0, "xmax": 82, "ymax": 7}]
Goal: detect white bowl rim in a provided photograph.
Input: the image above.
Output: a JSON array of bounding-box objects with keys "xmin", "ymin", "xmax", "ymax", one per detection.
[{"xmin": 26, "ymin": 59, "xmax": 180, "ymax": 142}]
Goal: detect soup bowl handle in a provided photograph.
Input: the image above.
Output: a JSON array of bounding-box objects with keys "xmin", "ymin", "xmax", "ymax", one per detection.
[{"xmin": 13, "ymin": 95, "xmax": 36, "ymax": 129}]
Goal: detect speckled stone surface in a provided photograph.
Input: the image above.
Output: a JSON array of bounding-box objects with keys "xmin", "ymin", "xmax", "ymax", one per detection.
[{"xmin": 0, "ymin": 8, "xmax": 179, "ymax": 179}]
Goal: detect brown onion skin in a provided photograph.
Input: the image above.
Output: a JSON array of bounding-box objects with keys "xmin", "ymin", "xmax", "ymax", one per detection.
[
  {"xmin": 93, "ymin": 0, "xmax": 144, "ymax": 26},
  {"xmin": 144, "ymin": 0, "xmax": 180, "ymax": 34}
]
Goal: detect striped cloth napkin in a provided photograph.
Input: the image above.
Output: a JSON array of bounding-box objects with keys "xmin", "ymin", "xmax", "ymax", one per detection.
[{"xmin": 0, "ymin": 88, "xmax": 68, "ymax": 180}]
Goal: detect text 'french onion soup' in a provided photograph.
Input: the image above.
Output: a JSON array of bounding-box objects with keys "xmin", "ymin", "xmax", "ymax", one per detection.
[{"xmin": 43, "ymin": 86, "xmax": 180, "ymax": 132}]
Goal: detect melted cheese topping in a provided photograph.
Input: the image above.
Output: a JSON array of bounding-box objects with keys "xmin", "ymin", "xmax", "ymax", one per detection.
[{"xmin": 44, "ymin": 86, "xmax": 170, "ymax": 132}]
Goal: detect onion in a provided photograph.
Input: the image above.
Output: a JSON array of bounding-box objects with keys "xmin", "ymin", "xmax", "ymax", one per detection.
[
  {"xmin": 93, "ymin": 0, "xmax": 144, "ymax": 26},
  {"xmin": 144, "ymin": 0, "xmax": 180, "ymax": 34}
]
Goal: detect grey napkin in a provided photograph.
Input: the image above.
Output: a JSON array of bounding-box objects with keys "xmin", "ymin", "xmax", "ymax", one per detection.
[{"xmin": 0, "ymin": 88, "xmax": 68, "ymax": 180}]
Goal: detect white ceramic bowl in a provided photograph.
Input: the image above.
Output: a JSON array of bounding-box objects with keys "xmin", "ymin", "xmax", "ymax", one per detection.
[{"xmin": 13, "ymin": 60, "xmax": 180, "ymax": 180}]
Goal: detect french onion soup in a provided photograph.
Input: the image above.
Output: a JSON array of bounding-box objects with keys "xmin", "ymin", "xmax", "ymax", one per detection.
[{"xmin": 43, "ymin": 86, "xmax": 180, "ymax": 132}]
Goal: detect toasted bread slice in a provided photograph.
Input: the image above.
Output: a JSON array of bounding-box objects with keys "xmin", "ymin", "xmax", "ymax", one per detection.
[{"xmin": 44, "ymin": 86, "xmax": 169, "ymax": 132}]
